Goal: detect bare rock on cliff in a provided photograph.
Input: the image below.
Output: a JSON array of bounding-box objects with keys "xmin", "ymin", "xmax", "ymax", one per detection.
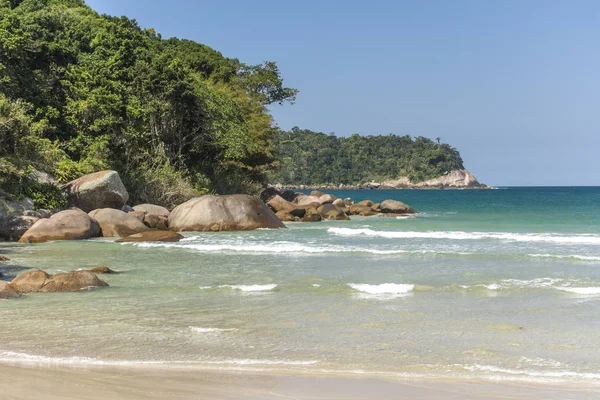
[
  {"xmin": 383, "ymin": 169, "xmax": 486, "ymax": 189},
  {"xmin": 63, "ymin": 170, "xmax": 129, "ymax": 212}
]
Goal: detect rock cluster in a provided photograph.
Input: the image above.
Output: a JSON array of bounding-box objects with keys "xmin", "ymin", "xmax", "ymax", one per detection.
[
  {"xmin": 261, "ymin": 188, "xmax": 417, "ymax": 222},
  {"xmin": 1, "ymin": 269, "xmax": 109, "ymax": 298}
]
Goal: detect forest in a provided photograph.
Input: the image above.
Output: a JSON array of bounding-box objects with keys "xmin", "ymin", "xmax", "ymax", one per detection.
[
  {"xmin": 267, "ymin": 128, "xmax": 464, "ymax": 186},
  {"xmin": 0, "ymin": 0, "xmax": 296, "ymax": 208}
]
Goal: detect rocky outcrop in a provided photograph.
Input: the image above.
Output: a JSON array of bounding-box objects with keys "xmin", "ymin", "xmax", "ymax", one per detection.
[
  {"xmin": 380, "ymin": 199, "xmax": 416, "ymax": 214},
  {"xmin": 295, "ymin": 195, "xmax": 321, "ymax": 207},
  {"xmin": 318, "ymin": 204, "xmax": 349, "ymax": 221},
  {"xmin": 63, "ymin": 170, "xmax": 129, "ymax": 212},
  {"xmin": 10, "ymin": 270, "xmax": 108, "ymax": 293},
  {"xmin": 19, "ymin": 209, "xmax": 101, "ymax": 243},
  {"xmin": 132, "ymin": 204, "xmax": 170, "ymax": 218},
  {"xmin": 168, "ymin": 194, "xmax": 286, "ymax": 232},
  {"xmin": 0, "ymin": 281, "xmax": 20, "ymax": 299},
  {"xmin": 267, "ymin": 195, "xmax": 295, "ymax": 213},
  {"xmin": 116, "ymin": 230, "xmax": 184, "ymax": 243},
  {"xmin": 88, "ymin": 208, "xmax": 149, "ymax": 237},
  {"xmin": 383, "ymin": 169, "xmax": 486, "ymax": 189}
]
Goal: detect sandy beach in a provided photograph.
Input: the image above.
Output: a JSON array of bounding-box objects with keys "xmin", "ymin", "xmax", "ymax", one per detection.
[{"xmin": 0, "ymin": 363, "xmax": 597, "ymax": 400}]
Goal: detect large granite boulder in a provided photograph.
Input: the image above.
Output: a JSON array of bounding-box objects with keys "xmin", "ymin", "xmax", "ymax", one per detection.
[
  {"xmin": 168, "ymin": 194, "xmax": 286, "ymax": 232},
  {"xmin": 295, "ymin": 195, "xmax": 321, "ymax": 207},
  {"xmin": 63, "ymin": 171, "xmax": 129, "ymax": 213},
  {"xmin": 357, "ymin": 200, "xmax": 374, "ymax": 207},
  {"xmin": 0, "ymin": 281, "xmax": 20, "ymax": 299},
  {"xmin": 19, "ymin": 209, "xmax": 101, "ymax": 243},
  {"xmin": 88, "ymin": 208, "xmax": 149, "ymax": 237},
  {"xmin": 117, "ymin": 230, "xmax": 183, "ymax": 243},
  {"xmin": 380, "ymin": 199, "xmax": 416, "ymax": 214},
  {"xmin": 318, "ymin": 204, "xmax": 350, "ymax": 221},
  {"xmin": 319, "ymin": 194, "xmax": 337, "ymax": 204},
  {"xmin": 132, "ymin": 204, "xmax": 170, "ymax": 218},
  {"xmin": 267, "ymin": 195, "xmax": 295, "ymax": 213},
  {"xmin": 10, "ymin": 270, "xmax": 108, "ymax": 293}
]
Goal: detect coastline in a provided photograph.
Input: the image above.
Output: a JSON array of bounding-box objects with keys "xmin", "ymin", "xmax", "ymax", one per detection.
[{"xmin": 0, "ymin": 362, "xmax": 596, "ymax": 400}]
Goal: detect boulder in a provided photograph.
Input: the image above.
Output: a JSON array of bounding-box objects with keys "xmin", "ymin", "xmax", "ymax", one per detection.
[
  {"xmin": 343, "ymin": 198, "xmax": 354, "ymax": 207},
  {"xmin": 63, "ymin": 170, "xmax": 129, "ymax": 213},
  {"xmin": 19, "ymin": 209, "xmax": 101, "ymax": 243},
  {"xmin": 380, "ymin": 199, "xmax": 416, "ymax": 214},
  {"xmin": 319, "ymin": 194, "xmax": 337, "ymax": 204},
  {"xmin": 348, "ymin": 204, "xmax": 369, "ymax": 215},
  {"xmin": 11, "ymin": 270, "xmax": 108, "ymax": 293},
  {"xmin": 168, "ymin": 194, "xmax": 286, "ymax": 232},
  {"xmin": 143, "ymin": 214, "xmax": 161, "ymax": 229},
  {"xmin": 121, "ymin": 205, "xmax": 135, "ymax": 213},
  {"xmin": 357, "ymin": 200, "xmax": 374, "ymax": 207},
  {"xmin": 117, "ymin": 230, "xmax": 184, "ymax": 243},
  {"xmin": 371, "ymin": 203, "xmax": 381, "ymax": 212},
  {"xmin": 132, "ymin": 204, "xmax": 170, "ymax": 218},
  {"xmin": 295, "ymin": 195, "xmax": 321, "ymax": 207},
  {"xmin": 88, "ymin": 208, "xmax": 149, "ymax": 237},
  {"xmin": 275, "ymin": 211, "xmax": 296, "ymax": 222},
  {"xmin": 156, "ymin": 216, "xmax": 168, "ymax": 230},
  {"xmin": 301, "ymin": 212, "xmax": 322, "ymax": 222},
  {"xmin": 267, "ymin": 195, "xmax": 295, "ymax": 213},
  {"xmin": 0, "ymin": 281, "xmax": 19, "ymax": 299},
  {"xmin": 280, "ymin": 190, "xmax": 298, "ymax": 202},
  {"xmin": 129, "ymin": 210, "xmax": 146, "ymax": 223},
  {"xmin": 332, "ymin": 198, "xmax": 345, "ymax": 207},
  {"xmin": 310, "ymin": 190, "xmax": 325, "ymax": 197},
  {"xmin": 0, "ymin": 256, "xmax": 9, "ymax": 262},
  {"xmin": 359, "ymin": 208, "xmax": 378, "ymax": 216},
  {"xmin": 0, "ymin": 216, "xmax": 40, "ymax": 241},
  {"xmin": 318, "ymin": 204, "xmax": 350, "ymax": 221}
]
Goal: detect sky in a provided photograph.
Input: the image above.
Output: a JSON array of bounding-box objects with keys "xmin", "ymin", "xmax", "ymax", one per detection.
[{"xmin": 86, "ymin": 0, "xmax": 600, "ymax": 186}]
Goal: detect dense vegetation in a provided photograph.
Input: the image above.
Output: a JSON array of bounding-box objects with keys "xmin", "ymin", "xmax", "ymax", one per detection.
[
  {"xmin": 0, "ymin": 0, "xmax": 296, "ymax": 207},
  {"xmin": 267, "ymin": 128, "xmax": 464, "ymax": 186}
]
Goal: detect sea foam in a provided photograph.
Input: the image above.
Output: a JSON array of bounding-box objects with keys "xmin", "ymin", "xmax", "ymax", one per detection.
[
  {"xmin": 328, "ymin": 228, "xmax": 600, "ymax": 245},
  {"xmin": 348, "ymin": 283, "xmax": 415, "ymax": 299},
  {"xmin": 220, "ymin": 284, "xmax": 277, "ymax": 292}
]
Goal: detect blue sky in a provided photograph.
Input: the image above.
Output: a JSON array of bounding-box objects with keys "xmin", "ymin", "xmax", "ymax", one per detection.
[{"xmin": 86, "ymin": 0, "xmax": 599, "ymax": 186}]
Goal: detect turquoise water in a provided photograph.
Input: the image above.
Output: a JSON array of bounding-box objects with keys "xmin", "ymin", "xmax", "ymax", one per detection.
[{"xmin": 1, "ymin": 187, "xmax": 600, "ymax": 384}]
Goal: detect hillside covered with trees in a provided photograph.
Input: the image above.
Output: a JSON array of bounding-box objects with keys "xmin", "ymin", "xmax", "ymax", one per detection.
[
  {"xmin": 0, "ymin": 0, "xmax": 296, "ymax": 208},
  {"xmin": 267, "ymin": 128, "xmax": 465, "ymax": 186}
]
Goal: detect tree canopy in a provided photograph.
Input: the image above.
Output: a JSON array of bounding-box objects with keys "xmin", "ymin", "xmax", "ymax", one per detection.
[
  {"xmin": 267, "ymin": 128, "xmax": 465, "ymax": 186},
  {"xmin": 0, "ymin": 0, "xmax": 297, "ymax": 207}
]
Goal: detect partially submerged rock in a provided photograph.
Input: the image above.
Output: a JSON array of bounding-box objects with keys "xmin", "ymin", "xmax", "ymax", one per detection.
[
  {"xmin": 88, "ymin": 208, "xmax": 149, "ymax": 237},
  {"xmin": 10, "ymin": 270, "xmax": 108, "ymax": 293},
  {"xmin": 63, "ymin": 170, "xmax": 129, "ymax": 213},
  {"xmin": 380, "ymin": 199, "xmax": 416, "ymax": 214},
  {"xmin": 318, "ymin": 204, "xmax": 350, "ymax": 221},
  {"xmin": 0, "ymin": 256, "xmax": 10, "ymax": 262},
  {"xmin": 87, "ymin": 266, "xmax": 117, "ymax": 274},
  {"xmin": 169, "ymin": 194, "xmax": 286, "ymax": 232},
  {"xmin": 0, "ymin": 281, "xmax": 20, "ymax": 299},
  {"xmin": 117, "ymin": 230, "xmax": 184, "ymax": 243},
  {"xmin": 19, "ymin": 209, "xmax": 101, "ymax": 243}
]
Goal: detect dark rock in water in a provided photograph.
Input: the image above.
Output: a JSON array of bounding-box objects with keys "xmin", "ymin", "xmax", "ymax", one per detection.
[
  {"xmin": 0, "ymin": 216, "xmax": 40, "ymax": 241},
  {"xmin": 0, "ymin": 256, "xmax": 9, "ymax": 262},
  {"xmin": 0, "ymin": 281, "xmax": 20, "ymax": 299},
  {"xmin": 19, "ymin": 209, "xmax": 101, "ymax": 243},
  {"xmin": 380, "ymin": 199, "xmax": 416, "ymax": 214},
  {"xmin": 88, "ymin": 208, "xmax": 149, "ymax": 238},
  {"xmin": 63, "ymin": 170, "xmax": 129, "ymax": 213},
  {"xmin": 117, "ymin": 230, "xmax": 184, "ymax": 243},
  {"xmin": 11, "ymin": 269, "xmax": 108, "ymax": 293},
  {"xmin": 168, "ymin": 194, "xmax": 286, "ymax": 232},
  {"xmin": 280, "ymin": 190, "xmax": 298, "ymax": 202},
  {"xmin": 259, "ymin": 187, "xmax": 281, "ymax": 203},
  {"xmin": 133, "ymin": 204, "xmax": 170, "ymax": 218},
  {"xmin": 87, "ymin": 266, "xmax": 117, "ymax": 274}
]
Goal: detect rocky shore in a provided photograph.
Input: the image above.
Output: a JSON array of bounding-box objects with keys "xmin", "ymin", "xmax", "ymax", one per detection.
[
  {"xmin": 1, "ymin": 169, "xmax": 418, "ymax": 299},
  {"xmin": 273, "ymin": 169, "xmax": 489, "ymax": 191}
]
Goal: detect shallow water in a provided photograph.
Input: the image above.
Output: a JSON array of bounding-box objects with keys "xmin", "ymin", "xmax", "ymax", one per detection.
[{"xmin": 1, "ymin": 187, "xmax": 600, "ymax": 384}]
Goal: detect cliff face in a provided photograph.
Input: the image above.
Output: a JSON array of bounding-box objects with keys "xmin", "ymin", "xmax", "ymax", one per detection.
[{"xmin": 382, "ymin": 169, "xmax": 486, "ymax": 189}]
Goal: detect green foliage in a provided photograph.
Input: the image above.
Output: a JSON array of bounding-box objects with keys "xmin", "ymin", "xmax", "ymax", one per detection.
[
  {"xmin": 0, "ymin": 0, "xmax": 297, "ymax": 205},
  {"xmin": 267, "ymin": 128, "xmax": 465, "ymax": 185},
  {"xmin": 23, "ymin": 179, "xmax": 66, "ymax": 209}
]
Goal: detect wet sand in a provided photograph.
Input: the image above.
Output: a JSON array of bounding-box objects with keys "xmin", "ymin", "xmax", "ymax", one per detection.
[{"xmin": 0, "ymin": 363, "xmax": 597, "ymax": 400}]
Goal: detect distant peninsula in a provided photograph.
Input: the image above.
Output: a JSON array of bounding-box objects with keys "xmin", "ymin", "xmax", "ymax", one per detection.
[{"xmin": 267, "ymin": 128, "xmax": 487, "ymax": 190}]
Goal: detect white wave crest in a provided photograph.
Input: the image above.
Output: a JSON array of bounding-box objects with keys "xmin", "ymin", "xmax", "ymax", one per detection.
[
  {"xmin": 189, "ymin": 327, "xmax": 238, "ymax": 333},
  {"xmin": 463, "ymin": 364, "xmax": 600, "ymax": 381},
  {"xmin": 555, "ymin": 287, "xmax": 600, "ymax": 295},
  {"xmin": 348, "ymin": 283, "xmax": 414, "ymax": 299},
  {"xmin": 328, "ymin": 228, "xmax": 600, "ymax": 245},
  {"xmin": 220, "ymin": 284, "xmax": 277, "ymax": 292},
  {"xmin": 528, "ymin": 254, "xmax": 600, "ymax": 262}
]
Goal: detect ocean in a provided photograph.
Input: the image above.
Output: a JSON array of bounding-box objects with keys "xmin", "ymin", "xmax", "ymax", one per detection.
[{"xmin": 1, "ymin": 187, "xmax": 600, "ymax": 385}]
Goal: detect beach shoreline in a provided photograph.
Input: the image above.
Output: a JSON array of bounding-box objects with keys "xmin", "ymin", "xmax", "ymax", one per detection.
[{"xmin": 0, "ymin": 362, "xmax": 597, "ymax": 400}]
